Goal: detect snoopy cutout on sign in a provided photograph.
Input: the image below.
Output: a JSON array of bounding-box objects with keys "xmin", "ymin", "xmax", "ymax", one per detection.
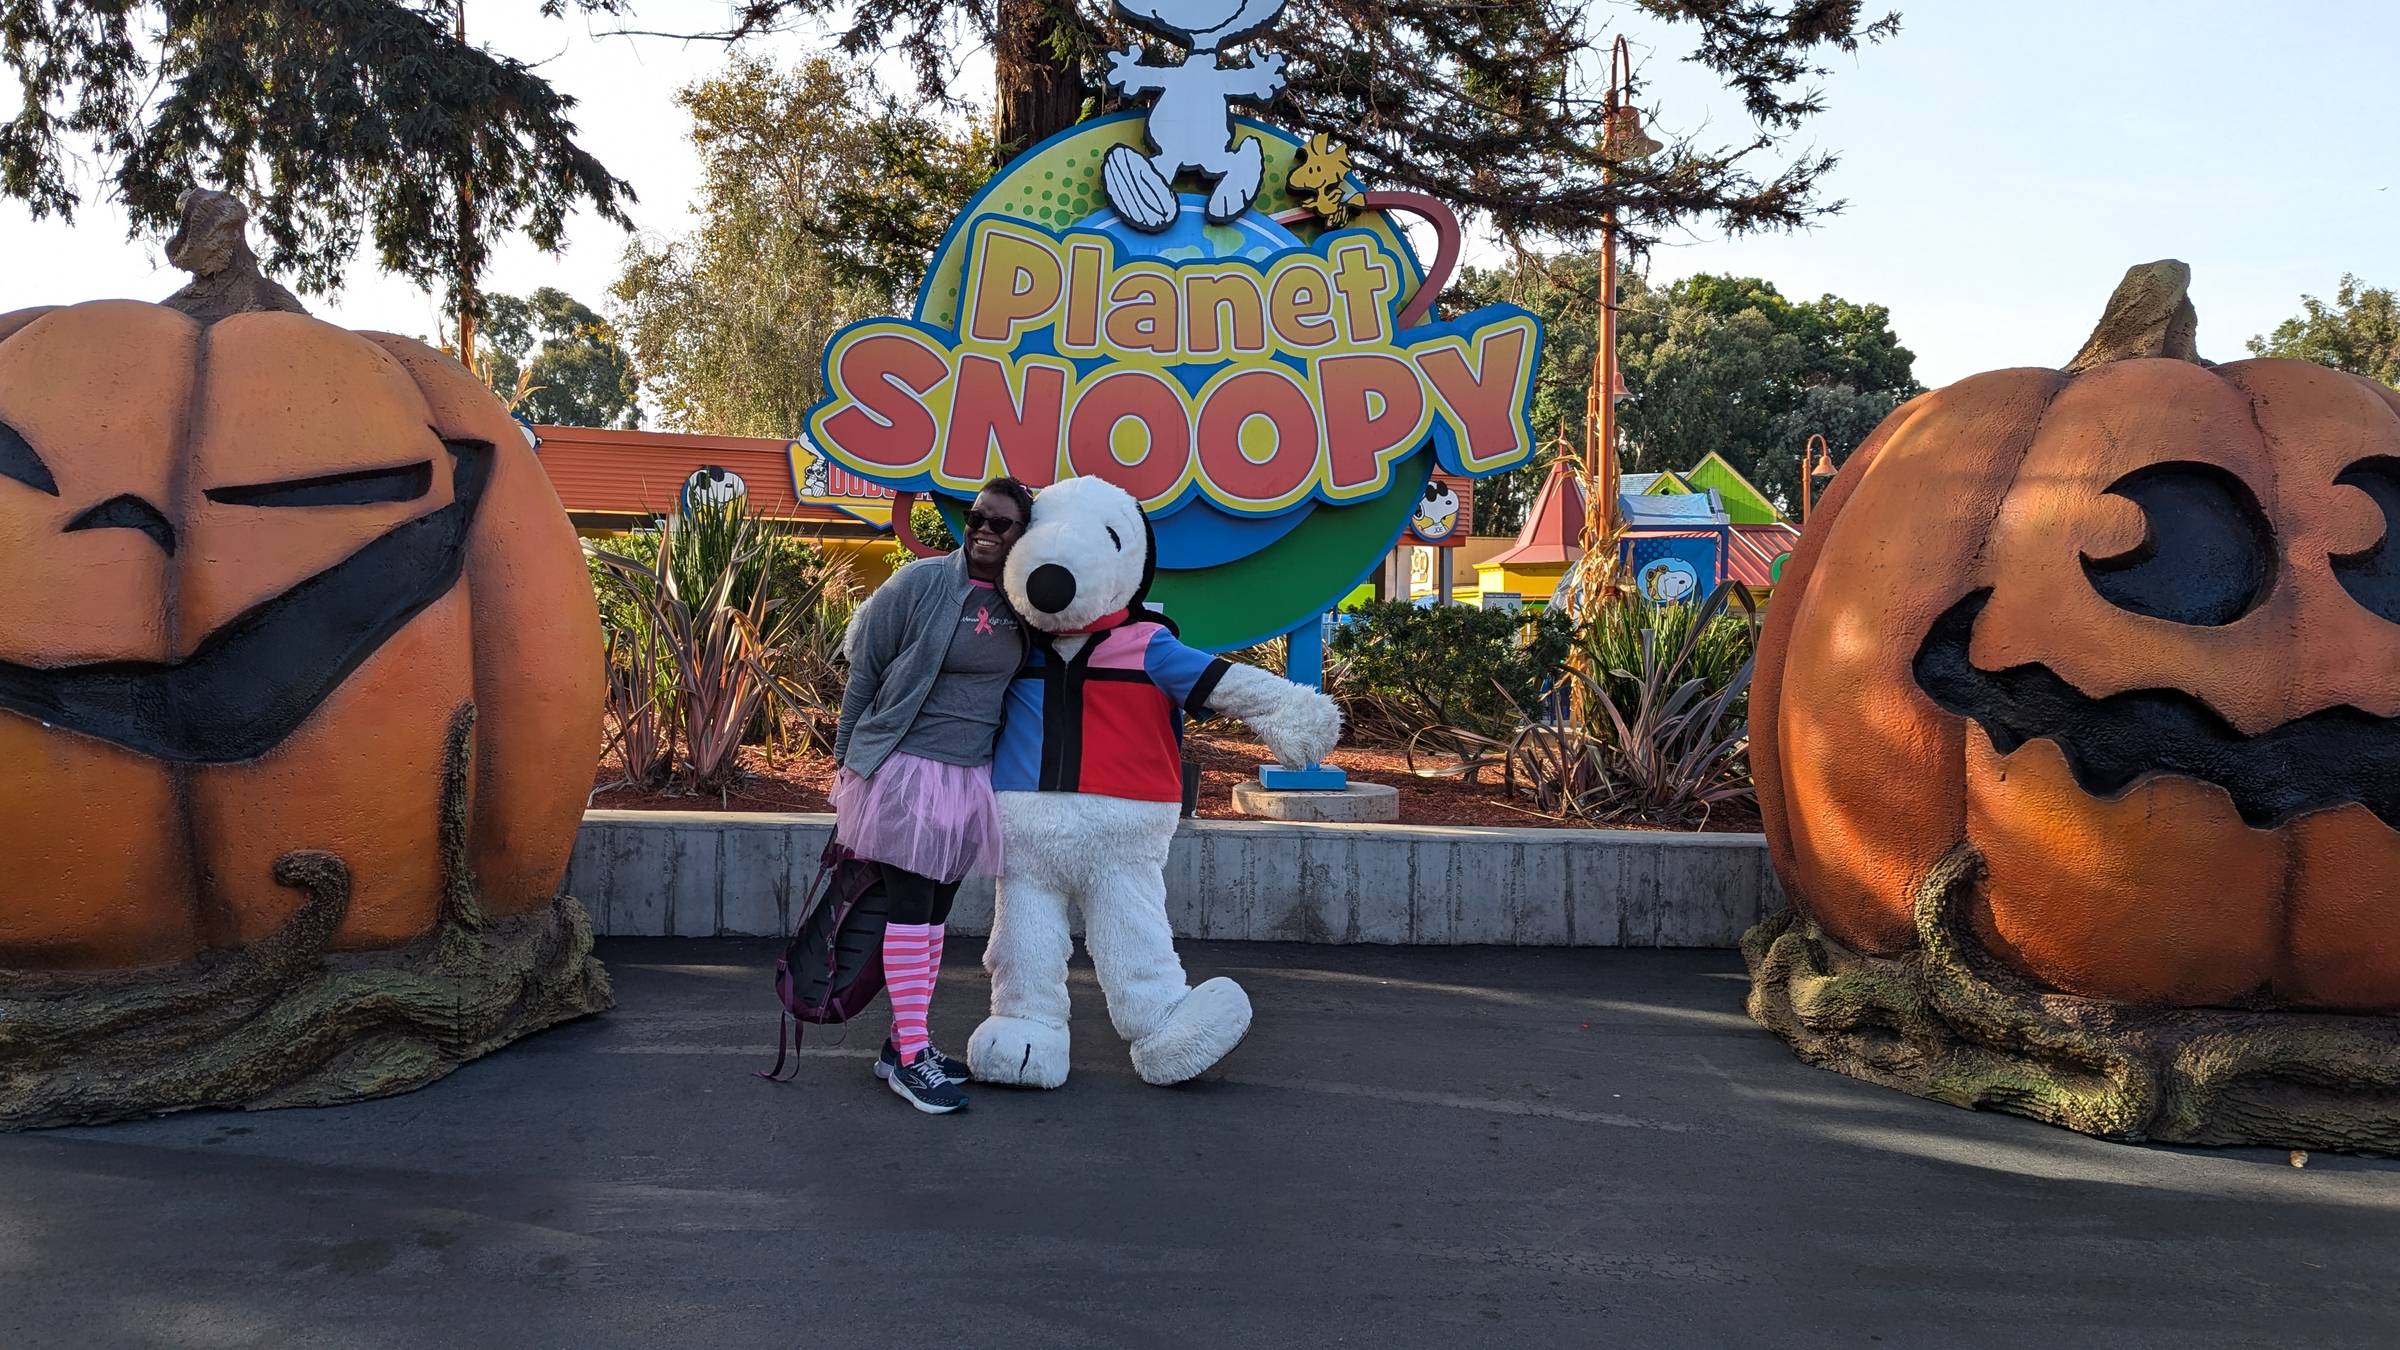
[
  {"xmin": 1410, "ymin": 481, "xmax": 1460, "ymax": 542},
  {"xmin": 682, "ymin": 465, "xmax": 747, "ymax": 514},
  {"xmin": 1639, "ymin": 557, "xmax": 1700, "ymax": 606},
  {"xmin": 1101, "ymin": 0, "xmax": 1290, "ymax": 230}
]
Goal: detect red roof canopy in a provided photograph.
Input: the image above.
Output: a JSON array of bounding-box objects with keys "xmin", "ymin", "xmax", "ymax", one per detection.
[
  {"xmin": 1726, "ymin": 522, "xmax": 1799, "ymax": 587},
  {"xmin": 532, "ymin": 425, "xmax": 885, "ymax": 527},
  {"xmin": 1483, "ymin": 460, "xmax": 1586, "ymax": 568}
]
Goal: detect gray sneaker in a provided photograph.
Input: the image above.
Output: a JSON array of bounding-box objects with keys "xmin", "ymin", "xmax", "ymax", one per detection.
[
  {"xmin": 887, "ymin": 1049, "xmax": 968, "ymax": 1115},
  {"xmin": 877, "ymin": 1040, "xmax": 971, "ymax": 1085}
]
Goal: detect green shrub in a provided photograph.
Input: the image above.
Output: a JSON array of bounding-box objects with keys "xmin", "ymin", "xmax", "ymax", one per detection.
[
  {"xmin": 1579, "ymin": 589, "xmax": 1756, "ymax": 725},
  {"xmin": 589, "ymin": 504, "xmax": 845, "ymax": 646},
  {"xmin": 585, "ymin": 500, "xmax": 858, "ymax": 793},
  {"xmin": 883, "ymin": 500, "xmax": 957, "ymax": 569},
  {"xmin": 1328, "ymin": 601, "xmax": 1572, "ymax": 743},
  {"xmin": 1504, "ymin": 582, "xmax": 1761, "ymax": 827}
]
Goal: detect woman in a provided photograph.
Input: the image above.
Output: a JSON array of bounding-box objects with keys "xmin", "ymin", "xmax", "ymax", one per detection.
[{"xmin": 830, "ymin": 477, "xmax": 1033, "ymax": 1115}]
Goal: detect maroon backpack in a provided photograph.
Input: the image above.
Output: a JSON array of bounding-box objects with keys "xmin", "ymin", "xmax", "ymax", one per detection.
[{"xmin": 755, "ymin": 836, "xmax": 890, "ymax": 1082}]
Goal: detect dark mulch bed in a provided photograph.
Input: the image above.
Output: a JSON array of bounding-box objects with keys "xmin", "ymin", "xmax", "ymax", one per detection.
[{"xmin": 589, "ymin": 728, "xmax": 1760, "ymax": 833}]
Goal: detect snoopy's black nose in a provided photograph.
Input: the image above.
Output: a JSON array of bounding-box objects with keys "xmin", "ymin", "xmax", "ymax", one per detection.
[{"xmin": 1026, "ymin": 563, "xmax": 1077, "ymax": 615}]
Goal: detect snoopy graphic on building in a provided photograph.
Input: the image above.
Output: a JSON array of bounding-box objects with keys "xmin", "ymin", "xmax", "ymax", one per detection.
[{"xmin": 1101, "ymin": 0, "xmax": 1289, "ymax": 230}]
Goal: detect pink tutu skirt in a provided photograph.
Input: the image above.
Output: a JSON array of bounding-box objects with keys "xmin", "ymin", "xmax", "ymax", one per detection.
[{"xmin": 831, "ymin": 750, "xmax": 1005, "ymax": 884}]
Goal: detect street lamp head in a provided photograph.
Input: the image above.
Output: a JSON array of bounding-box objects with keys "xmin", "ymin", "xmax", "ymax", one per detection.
[
  {"xmin": 1603, "ymin": 104, "xmax": 1663, "ymax": 163},
  {"xmin": 1603, "ymin": 34, "xmax": 1662, "ymax": 163}
]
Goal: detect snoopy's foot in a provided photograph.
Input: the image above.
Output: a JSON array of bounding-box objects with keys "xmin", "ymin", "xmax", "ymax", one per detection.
[
  {"xmin": 1103, "ymin": 146, "xmax": 1178, "ymax": 231},
  {"xmin": 1205, "ymin": 138, "xmax": 1265, "ymax": 223},
  {"xmin": 968, "ymin": 1014, "xmax": 1071, "ymax": 1089},
  {"xmin": 1128, "ymin": 977, "xmax": 1253, "ymax": 1086}
]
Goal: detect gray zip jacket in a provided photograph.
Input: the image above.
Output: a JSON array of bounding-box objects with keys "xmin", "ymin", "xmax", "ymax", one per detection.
[{"xmin": 834, "ymin": 550, "xmax": 1025, "ymax": 780}]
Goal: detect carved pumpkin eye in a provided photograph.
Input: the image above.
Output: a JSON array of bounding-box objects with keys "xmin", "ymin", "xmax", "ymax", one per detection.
[
  {"xmin": 2080, "ymin": 461, "xmax": 2273, "ymax": 626},
  {"xmin": 206, "ymin": 460, "xmax": 434, "ymax": 508},
  {"xmin": 0, "ymin": 419, "xmax": 58, "ymax": 495},
  {"xmin": 2332, "ymin": 456, "xmax": 2400, "ymax": 623}
]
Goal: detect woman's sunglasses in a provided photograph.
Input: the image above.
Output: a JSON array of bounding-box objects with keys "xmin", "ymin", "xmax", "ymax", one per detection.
[{"xmin": 965, "ymin": 509, "xmax": 1024, "ymax": 537}]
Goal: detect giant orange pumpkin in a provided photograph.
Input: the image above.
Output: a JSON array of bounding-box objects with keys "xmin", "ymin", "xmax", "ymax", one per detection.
[
  {"xmin": 1756, "ymin": 264, "xmax": 2400, "ymax": 1010},
  {"xmin": 0, "ymin": 192, "xmax": 607, "ymax": 1127},
  {"xmin": 1746, "ymin": 262, "xmax": 2400, "ymax": 1149}
]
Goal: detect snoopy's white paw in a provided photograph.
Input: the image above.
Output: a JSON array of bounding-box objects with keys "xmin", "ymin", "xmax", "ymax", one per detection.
[
  {"xmin": 1104, "ymin": 145, "xmax": 1177, "ymax": 230},
  {"xmin": 1259, "ymin": 685, "xmax": 1342, "ymax": 769},
  {"xmin": 1205, "ymin": 138, "xmax": 1265, "ymax": 223},
  {"xmin": 1210, "ymin": 664, "xmax": 1343, "ymax": 768},
  {"xmin": 969, "ymin": 1015, "xmax": 1071, "ymax": 1090},
  {"xmin": 1129, "ymin": 977, "xmax": 1252, "ymax": 1086}
]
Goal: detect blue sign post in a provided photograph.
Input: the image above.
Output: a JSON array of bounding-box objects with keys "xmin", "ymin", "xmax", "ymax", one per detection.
[{"xmin": 1260, "ymin": 610, "xmax": 1348, "ymax": 790}]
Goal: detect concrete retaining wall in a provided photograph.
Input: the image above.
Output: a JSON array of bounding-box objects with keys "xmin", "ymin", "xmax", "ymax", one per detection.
[{"xmin": 568, "ymin": 810, "xmax": 1784, "ymax": 948}]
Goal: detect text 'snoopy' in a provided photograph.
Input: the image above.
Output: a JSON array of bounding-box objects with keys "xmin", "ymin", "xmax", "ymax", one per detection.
[{"xmin": 808, "ymin": 217, "xmax": 1542, "ymax": 518}]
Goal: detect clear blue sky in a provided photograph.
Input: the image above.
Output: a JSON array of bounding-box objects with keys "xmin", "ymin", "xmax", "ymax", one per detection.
[
  {"xmin": 0, "ymin": 1, "xmax": 2388, "ymax": 388},
  {"xmin": 1619, "ymin": 0, "xmax": 2397, "ymax": 383}
]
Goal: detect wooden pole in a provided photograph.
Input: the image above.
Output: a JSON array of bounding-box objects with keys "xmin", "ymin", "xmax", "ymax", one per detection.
[
  {"xmin": 1579, "ymin": 35, "xmax": 1635, "ymax": 613},
  {"xmin": 1568, "ymin": 35, "xmax": 1639, "ymax": 732},
  {"xmin": 1801, "ymin": 433, "xmax": 1831, "ymax": 523},
  {"xmin": 1595, "ymin": 212, "xmax": 1619, "ymax": 542}
]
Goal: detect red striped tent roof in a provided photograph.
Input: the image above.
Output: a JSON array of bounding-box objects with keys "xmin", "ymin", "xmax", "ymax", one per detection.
[{"xmin": 1484, "ymin": 459, "xmax": 1586, "ymax": 568}]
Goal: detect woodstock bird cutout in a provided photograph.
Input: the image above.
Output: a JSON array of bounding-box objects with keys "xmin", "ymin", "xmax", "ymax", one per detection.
[
  {"xmin": 1288, "ymin": 132, "xmax": 1364, "ymax": 228},
  {"xmin": 1101, "ymin": 0, "xmax": 1290, "ymax": 229}
]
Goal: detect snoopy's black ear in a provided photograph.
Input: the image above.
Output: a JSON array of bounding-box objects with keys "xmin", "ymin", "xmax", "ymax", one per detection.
[
  {"xmin": 1131, "ymin": 501, "xmax": 1177, "ymax": 633},
  {"xmin": 1137, "ymin": 507, "xmax": 1159, "ymax": 602}
]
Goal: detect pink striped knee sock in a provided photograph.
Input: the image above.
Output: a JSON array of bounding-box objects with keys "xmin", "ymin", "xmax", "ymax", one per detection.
[{"xmin": 885, "ymin": 922, "xmax": 939, "ymax": 1059}]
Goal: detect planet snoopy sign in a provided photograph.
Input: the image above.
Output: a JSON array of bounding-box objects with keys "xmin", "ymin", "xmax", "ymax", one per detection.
[{"xmin": 807, "ymin": 0, "xmax": 1545, "ymax": 651}]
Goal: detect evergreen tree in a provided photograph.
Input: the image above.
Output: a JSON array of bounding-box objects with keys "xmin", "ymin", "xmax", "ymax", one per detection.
[
  {"xmin": 674, "ymin": 1, "xmax": 1899, "ymax": 253},
  {"xmin": 1, "ymin": 1, "xmax": 632, "ymax": 318},
  {"xmin": 5, "ymin": 2, "xmax": 1895, "ymax": 325},
  {"xmin": 2248, "ymin": 275, "xmax": 2399, "ymax": 389},
  {"xmin": 478, "ymin": 288, "xmax": 642, "ymax": 429},
  {"xmin": 1448, "ymin": 258, "xmax": 1919, "ymax": 531},
  {"xmin": 610, "ymin": 55, "xmax": 990, "ymax": 438}
]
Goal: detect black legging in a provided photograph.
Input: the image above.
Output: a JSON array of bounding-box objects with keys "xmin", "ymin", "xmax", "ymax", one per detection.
[{"xmin": 850, "ymin": 860, "xmax": 960, "ymax": 926}]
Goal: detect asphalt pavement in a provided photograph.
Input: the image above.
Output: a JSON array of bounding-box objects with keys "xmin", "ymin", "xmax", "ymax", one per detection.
[{"xmin": 5, "ymin": 937, "xmax": 2397, "ymax": 1349}]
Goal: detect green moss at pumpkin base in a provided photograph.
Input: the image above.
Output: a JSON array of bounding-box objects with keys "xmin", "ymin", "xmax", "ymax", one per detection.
[
  {"xmin": 1743, "ymin": 845, "xmax": 2400, "ymax": 1155},
  {"xmin": 0, "ymin": 704, "xmax": 612, "ymax": 1130}
]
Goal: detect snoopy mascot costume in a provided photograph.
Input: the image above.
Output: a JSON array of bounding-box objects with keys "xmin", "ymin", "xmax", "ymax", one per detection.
[{"xmin": 969, "ymin": 477, "xmax": 1340, "ymax": 1088}]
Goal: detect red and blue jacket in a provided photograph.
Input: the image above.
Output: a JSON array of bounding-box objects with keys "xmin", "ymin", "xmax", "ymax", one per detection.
[{"xmin": 993, "ymin": 616, "xmax": 1232, "ymax": 804}]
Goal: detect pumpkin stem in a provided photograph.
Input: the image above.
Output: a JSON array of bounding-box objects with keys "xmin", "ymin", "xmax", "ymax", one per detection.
[
  {"xmin": 161, "ymin": 189, "xmax": 310, "ymax": 323},
  {"xmin": 2066, "ymin": 259, "xmax": 2206, "ymax": 372}
]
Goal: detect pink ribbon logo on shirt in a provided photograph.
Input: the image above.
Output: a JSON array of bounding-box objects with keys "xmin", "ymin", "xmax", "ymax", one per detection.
[{"xmin": 974, "ymin": 606, "xmax": 994, "ymax": 635}]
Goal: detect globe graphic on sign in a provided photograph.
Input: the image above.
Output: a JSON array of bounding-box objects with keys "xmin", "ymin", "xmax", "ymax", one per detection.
[{"xmin": 1086, "ymin": 196, "xmax": 1299, "ymax": 266}]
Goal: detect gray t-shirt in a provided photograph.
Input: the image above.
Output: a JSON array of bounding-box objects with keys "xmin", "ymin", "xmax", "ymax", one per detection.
[{"xmin": 895, "ymin": 583, "xmax": 1023, "ymax": 767}]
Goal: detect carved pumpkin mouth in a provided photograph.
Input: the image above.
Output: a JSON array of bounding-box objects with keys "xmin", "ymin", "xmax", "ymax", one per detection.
[
  {"xmin": 0, "ymin": 437, "xmax": 494, "ymax": 764},
  {"xmin": 1913, "ymin": 589, "xmax": 2400, "ymax": 831}
]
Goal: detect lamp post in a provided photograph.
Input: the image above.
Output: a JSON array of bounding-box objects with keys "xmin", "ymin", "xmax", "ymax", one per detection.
[
  {"xmin": 1799, "ymin": 433, "xmax": 1837, "ymax": 524},
  {"xmin": 1561, "ymin": 35, "xmax": 1659, "ymax": 731},
  {"xmin": 1577, "ymin": 34, "xmax": 1659, "ymax": 614}
]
